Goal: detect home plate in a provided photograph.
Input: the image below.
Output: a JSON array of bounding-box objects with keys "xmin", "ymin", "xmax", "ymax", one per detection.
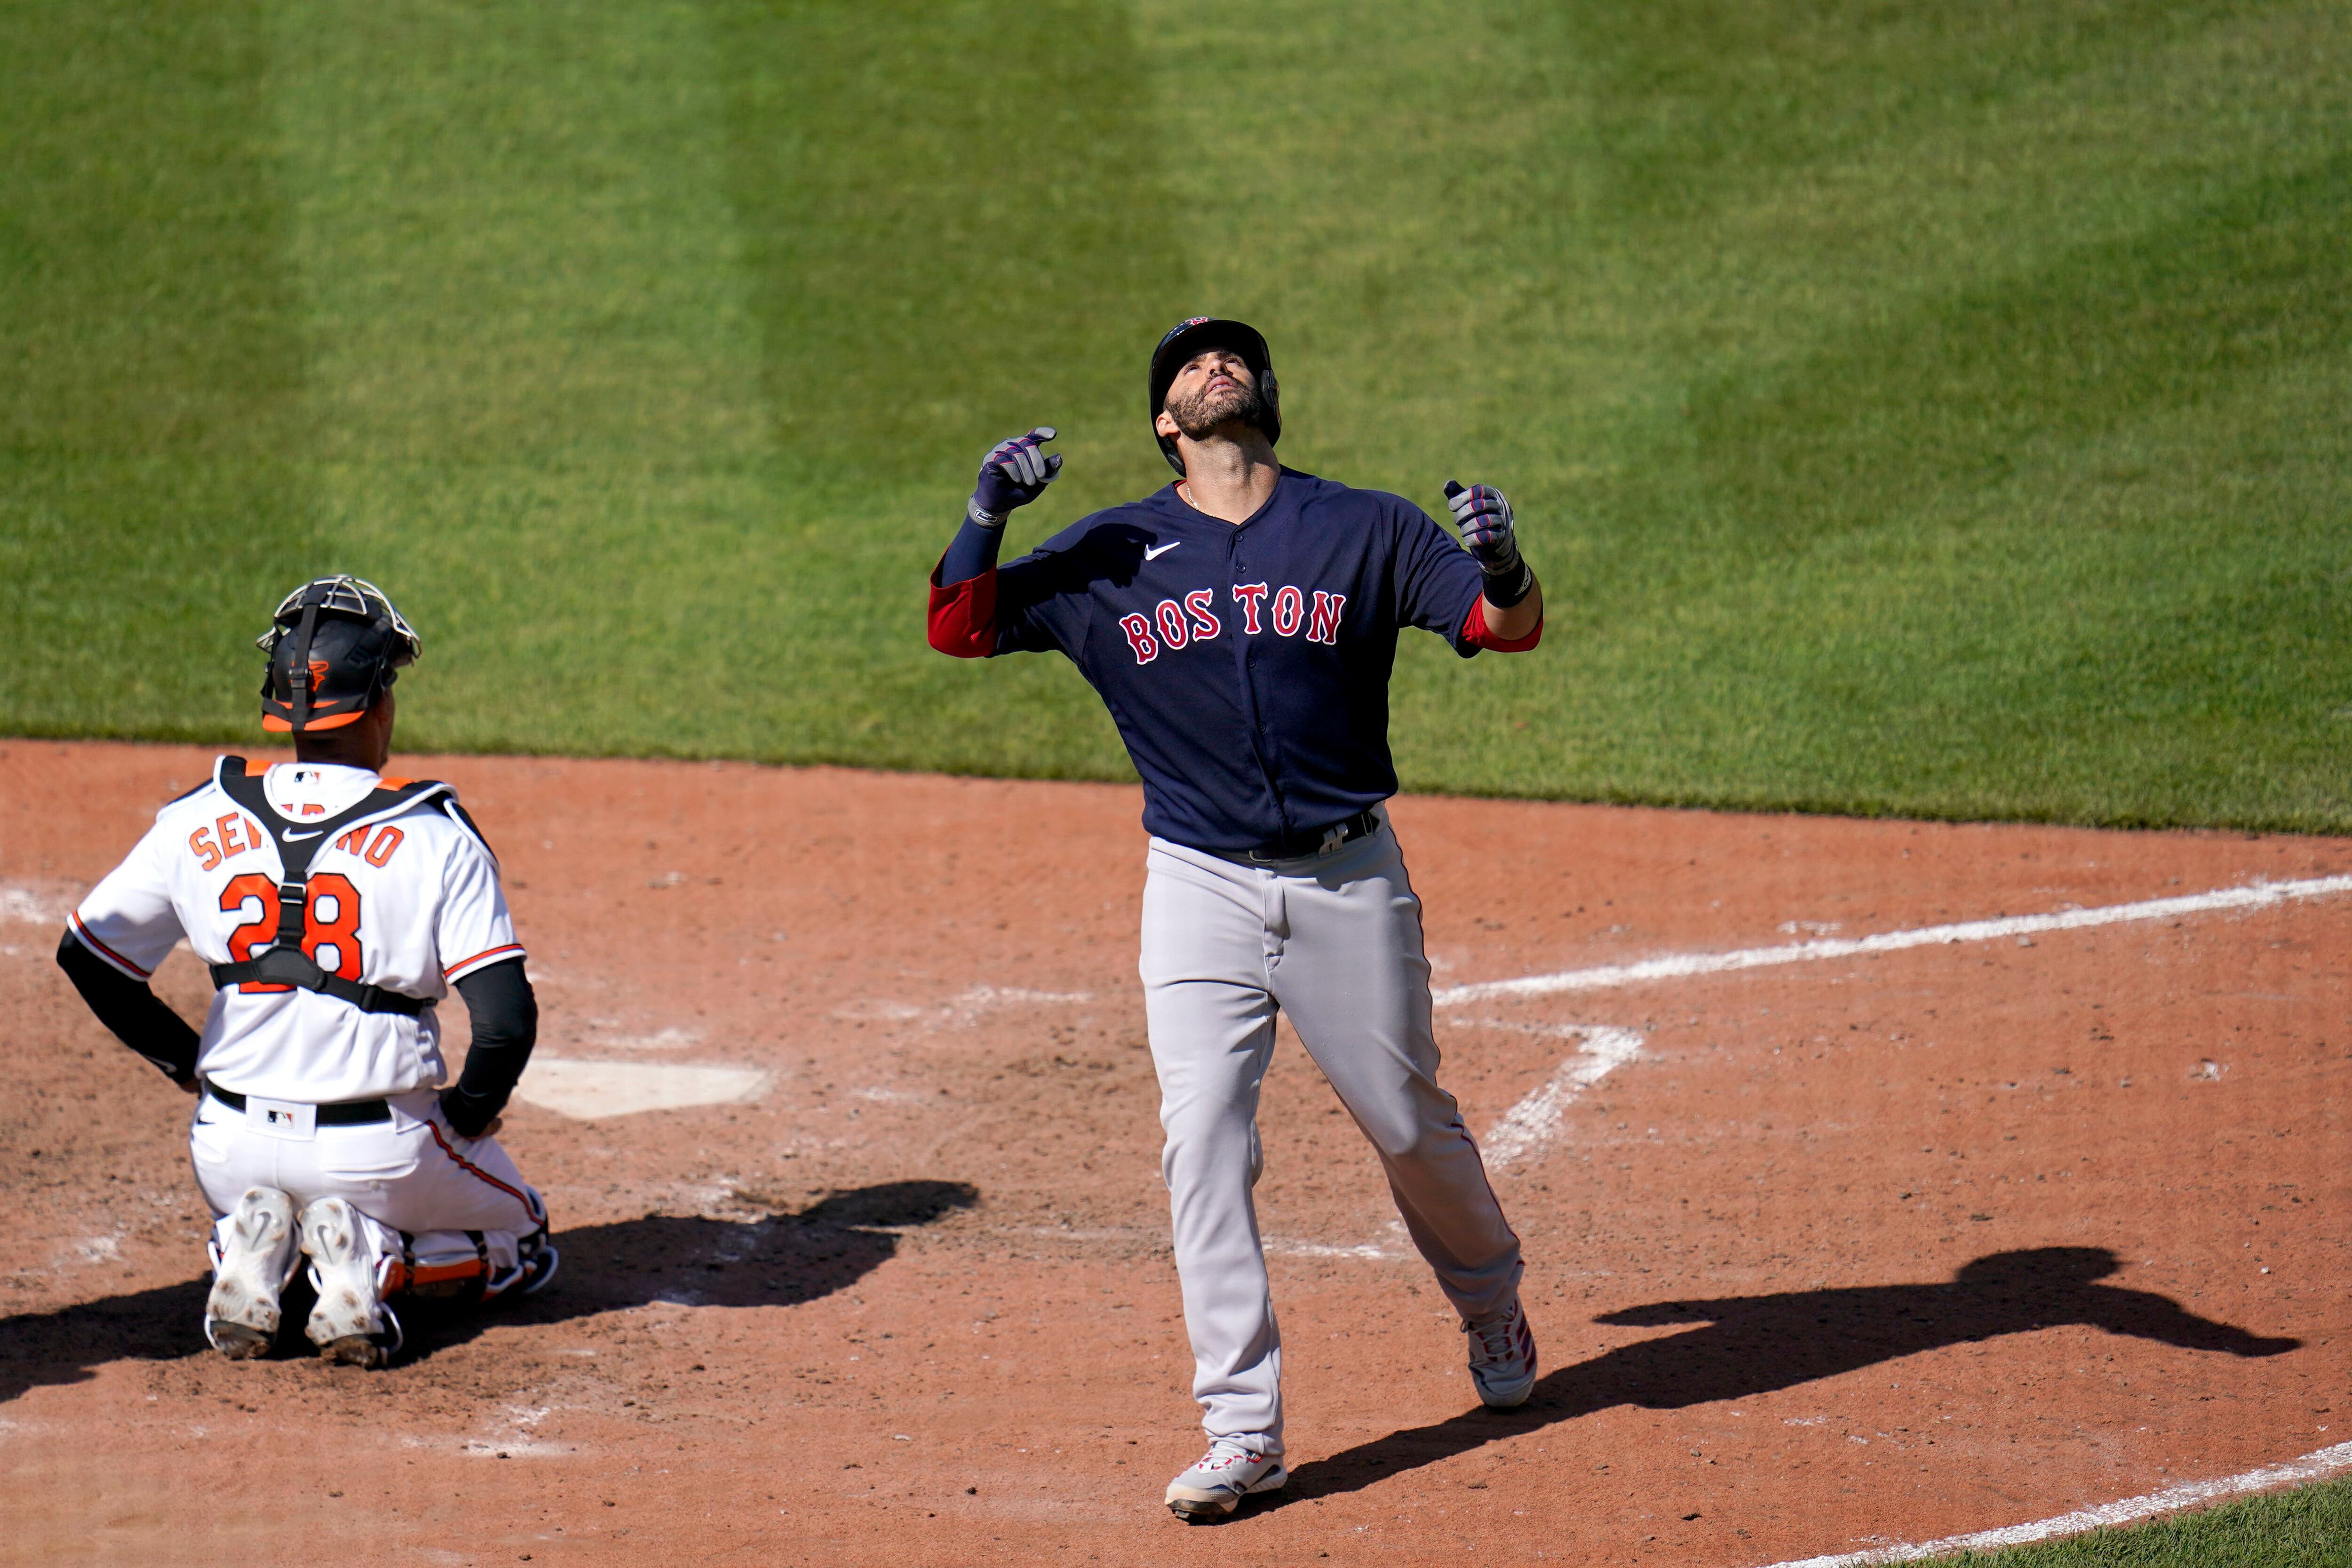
[{"xmin": 513, "ymin": 1059, "xmax": 771, "ymax": 1120}]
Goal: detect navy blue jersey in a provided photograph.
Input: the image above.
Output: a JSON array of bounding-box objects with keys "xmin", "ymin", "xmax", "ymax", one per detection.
[{"xmin": 931, "ymin": 469, "xmax": 1531, "ymax": 853}]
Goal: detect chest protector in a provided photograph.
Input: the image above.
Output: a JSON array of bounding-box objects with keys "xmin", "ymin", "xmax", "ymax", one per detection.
[{"xmin": 205, "ymin": 756, "xmax": 451, "ymax": 1016}]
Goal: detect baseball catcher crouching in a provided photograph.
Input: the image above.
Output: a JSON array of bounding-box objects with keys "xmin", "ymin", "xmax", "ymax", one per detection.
[{"xmin": 56, "ymin": 577, "xmax": 554, "ymax": 1367}]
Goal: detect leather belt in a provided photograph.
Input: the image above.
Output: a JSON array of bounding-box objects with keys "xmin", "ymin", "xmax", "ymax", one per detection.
[
  {"xmin": 1240, "ymin": 808, "xmax": 1383, "ymax": 864},
  {"xmin": 204, "ymin": 1081, "xmax": 391, "ymax": 1126}
]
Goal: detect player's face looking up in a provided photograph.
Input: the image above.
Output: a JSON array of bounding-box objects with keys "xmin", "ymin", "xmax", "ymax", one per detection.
[{"xmin": 1157, "ymin": 350, "xmax": 1271, "ymax": 443}]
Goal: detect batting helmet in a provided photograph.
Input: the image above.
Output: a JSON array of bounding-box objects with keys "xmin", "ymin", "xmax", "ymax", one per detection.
[
  {"xmin": 1148, "ymin": 317, "xmax": 1279, "ymax": 475},
  {"xmin": 255, "ymin": 576, "xmax": 421, "ymax": 734}
]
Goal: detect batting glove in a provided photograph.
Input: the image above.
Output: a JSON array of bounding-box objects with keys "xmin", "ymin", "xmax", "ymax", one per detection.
[
  {"xmin": 971, "ymin": 427, "xmax": 1063, "ymax": 527},
  {"xmin": 1444, "ymin": 479, "xmax": 1534, "ymax": 607}
]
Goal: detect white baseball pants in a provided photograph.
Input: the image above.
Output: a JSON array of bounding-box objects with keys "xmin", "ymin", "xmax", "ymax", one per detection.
[
  {"xmin": 1140, "ymin": 816, "xmax": 1522, "ymax": 1453},
  {"xmin": 190, "ymin": 1089, "xmax": 546, "ymax": 1294}
]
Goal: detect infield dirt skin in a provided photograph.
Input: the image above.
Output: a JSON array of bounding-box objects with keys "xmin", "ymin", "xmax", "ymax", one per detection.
[{"xmin": 3, "ymin": 741, "xmax": 2346, "ymax": 1567}]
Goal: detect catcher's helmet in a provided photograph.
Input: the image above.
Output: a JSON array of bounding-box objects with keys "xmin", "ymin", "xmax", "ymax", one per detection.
[
  {"xmin": 1148, "ymin": 317, "xmax": 1279, "ymax": 475},
  {"xmin": 256, "ymin": 576, "xmax": 421, "ymax": 733}
]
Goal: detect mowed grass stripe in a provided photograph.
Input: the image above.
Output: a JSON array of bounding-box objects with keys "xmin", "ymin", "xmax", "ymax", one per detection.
[
  {"xmin": 1151, "ymin": 0, "xmax": 2352, "ymax": 826},
  {"xmin": 0, "ymin": 0, "xmax": 319, "ymax": 740},
  {"xmin": 267, "ymin": 0, "xmax": 784, "ymax": 756},
  {"xmin": 708, "ymin": 0, "xmax": 1174, "ymax": 777},
  {"xmin": 253, "ymin": 0, "xmax": 1173, "ymax": 773},
  {"xmin": 3, "ymin": 2, "xmax": 2347, "ymax": 833}
]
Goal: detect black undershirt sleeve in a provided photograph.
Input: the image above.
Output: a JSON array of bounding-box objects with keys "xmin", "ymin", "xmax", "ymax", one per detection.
[
  {"xmin": 55, "ymin": 929, "xmax": 200, "ymax": 1085},
  {"xmin": 439, "ymin": 957, "xmax": 537, "ymax": 1137}
]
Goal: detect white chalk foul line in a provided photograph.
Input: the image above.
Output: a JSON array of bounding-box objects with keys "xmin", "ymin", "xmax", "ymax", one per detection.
[
  {"xmin": 1762, "ymin": 1439, "xmax": 2352, "ymax": 1567},
  {"xmin": 1433, "ymin": 874, "xmax": 2352, "ymax": 1007},
  {"xmin": 1480, "ymin": 1027, "xmax": 1644, "ymax": 1169}
]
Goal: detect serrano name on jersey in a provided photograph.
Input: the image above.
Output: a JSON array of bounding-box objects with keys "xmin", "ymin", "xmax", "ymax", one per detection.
[{"xmin": 69, "ymin": 757, "xmax": 524, "ymax": 1106}]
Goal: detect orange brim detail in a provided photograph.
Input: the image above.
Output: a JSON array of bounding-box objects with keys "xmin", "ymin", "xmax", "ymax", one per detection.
[{"xmin": 262, "ymin": 709, "xmax": 366, "ymax": 733}]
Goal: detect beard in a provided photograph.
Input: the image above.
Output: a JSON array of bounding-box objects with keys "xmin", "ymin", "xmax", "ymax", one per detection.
[{"xmin": 1166, "ymin": 373, "xmax": 1274, "ymax": 441}]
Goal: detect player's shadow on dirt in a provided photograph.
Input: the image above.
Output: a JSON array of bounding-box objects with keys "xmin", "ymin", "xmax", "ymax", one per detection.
[
  {"xmin": 1276, "ymin": 1248, "xmax": 2298, "ymax": 1508},
  {"xmin": 0, "ymin": 1179, "xmax": 977, "ymax": 1401}
]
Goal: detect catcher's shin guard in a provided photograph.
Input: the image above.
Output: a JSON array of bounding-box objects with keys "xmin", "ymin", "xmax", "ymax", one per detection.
[
  {"xmin": 501, "ymin": 1226, "xmax": 560, "ymax": 1299},
  {"xmin": 205, "ymin": 1187, "xmax": 299, "ymax": 1359},
  {"xmin": 378, "ymin": 1225, "xmax": 553, "ymax": 1306},
  {"xmin": 523, "ymin": 1234, "xmax": 559, "ymax": 1294}
]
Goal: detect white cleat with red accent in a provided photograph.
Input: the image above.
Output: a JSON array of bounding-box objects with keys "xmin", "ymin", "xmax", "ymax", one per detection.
[
  {"xmin": 1165, "ymin": 1439, "xmax": 1287, "ymax": 1519},
  {"xmin": 204, "ymin": 1186, "xmax": 297, "ymax": 1359},
  {"xmin": 1464, "ymin": 1296, "xmax": 1538, "ymax": 1408}
]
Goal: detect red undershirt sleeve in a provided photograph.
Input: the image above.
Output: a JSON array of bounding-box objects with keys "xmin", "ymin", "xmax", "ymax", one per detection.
[
  {"xmin": 928, "ymin": 561, "xmax": 999, "ymax": 658},
  {"xmin": 1462, "ymin": 595, "xmax": 1543, "ymax": 653}
]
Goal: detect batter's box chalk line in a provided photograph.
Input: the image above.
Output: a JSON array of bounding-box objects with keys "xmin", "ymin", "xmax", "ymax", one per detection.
[
  {"xmin": 1263, "ymin": 1238, "xmax": 1406, "ymax": 1260},
  {"xmin": 1476, "ymin": 1025, "xmax": 1645, "ymax": 1170},
  {"xmin": 1415, "ymin": 873, "xmax": 2352, "ymax": 1563},
  {"xmin": 1282, "ymin": 875, "xmax": 2352, "ymax": 1246},
  {"xmin": 1430, "ymin": 873, "xmax": 2352, "ymax": 1006},
  {"xmin": 1258, "ymin": 1024, "xmax": 1637, "ymax": 1260},
  {"xmin": 1759, "ymin": 1439, "xmax": 2352, "ymax": 1566}
]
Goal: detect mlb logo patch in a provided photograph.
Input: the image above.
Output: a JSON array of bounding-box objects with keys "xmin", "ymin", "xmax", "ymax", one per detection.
[{"xmin": 246, "ymin": 1095, "xmax": 318, "ymax": 1140}]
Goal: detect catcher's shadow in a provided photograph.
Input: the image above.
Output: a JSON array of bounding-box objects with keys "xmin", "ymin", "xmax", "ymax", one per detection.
[
  {"xmin": 0, "ymin": 1178, "xmax": 977, "ymax": 1400},
  {"xmin": 1271, "ymin": 1247, "xmax": 2299, "ymax": 1509}
]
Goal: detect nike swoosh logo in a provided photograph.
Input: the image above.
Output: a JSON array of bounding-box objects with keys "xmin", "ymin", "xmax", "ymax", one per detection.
[
  {"xmin": 1143, "ymin": 541, "xmax": 1181, "ymax": 560},
  {"xmin": 283, "ymin": 829, "xmax": 325, "ymax": 842}
]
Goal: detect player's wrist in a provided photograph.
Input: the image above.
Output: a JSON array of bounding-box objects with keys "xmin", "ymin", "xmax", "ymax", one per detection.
[
  {"xmin": 438, "ymin": 1083, "xmax": 502, "ymax": 1137},
  {"xmin": 967, "ymin": 495, "xmax": 1009, "ymax": 529},
  {"xmin": 1481, "ymin": 557, "xmax": 1535, "ymax": 609}
]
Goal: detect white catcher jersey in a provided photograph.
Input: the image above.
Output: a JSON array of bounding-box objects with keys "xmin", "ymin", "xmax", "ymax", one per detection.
[{"xmin": 69, "ymin": 757, "xmax": 525, "ymax": 1103}]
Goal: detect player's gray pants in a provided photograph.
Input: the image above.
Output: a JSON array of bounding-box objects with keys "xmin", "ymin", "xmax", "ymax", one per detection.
[{"xmin": 1140, "ymin": 816, "xmax": 1522, "ymax": 1453}]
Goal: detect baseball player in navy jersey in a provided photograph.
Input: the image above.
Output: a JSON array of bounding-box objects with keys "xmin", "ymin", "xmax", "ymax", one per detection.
[
  {"xmin": 930, "ymin": 319, "xmax": 1545, "ymax": 1517},
  {"xmin": 55, "ymin": 577, "xmax": 554, "ymax": 1367}
]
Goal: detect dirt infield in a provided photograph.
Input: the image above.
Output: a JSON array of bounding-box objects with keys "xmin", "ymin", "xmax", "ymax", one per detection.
[{"xmin": 4, "ymin": 740, "xmax": 2346, "ymax": 1567}]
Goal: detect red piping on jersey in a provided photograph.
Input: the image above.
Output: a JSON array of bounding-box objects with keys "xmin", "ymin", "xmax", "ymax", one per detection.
[
  {"xmin": 68, "ymin": 912, "xmax": 152, "ymax": 980},
  {"xmin": 927, "ymin": 564, "xmax": 998, "ymax": 658},
  {"xmin": 444, "ymin": 943, "xmax": 525, "ymax": 979},
  {"xmin": 1463, "ymin": 596, "xmax": 1543, "ymax": 653},
  {"xmin": 425, "ymin": 1121, "xmax": 544, "ymax": 1224}
]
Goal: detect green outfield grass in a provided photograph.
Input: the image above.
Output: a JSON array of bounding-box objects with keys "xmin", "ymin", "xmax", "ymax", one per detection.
[
  {"xmin": 4, "ymin": 10, "xmax": 2348, "ymax": 1560},
  {"xmin": 3, "ymin": 0, "xmax": 2347, "ymax": 830},
  {"xmin": 1938, "ymin": 1473, "xmax": 2352, "ymax": 1566}
]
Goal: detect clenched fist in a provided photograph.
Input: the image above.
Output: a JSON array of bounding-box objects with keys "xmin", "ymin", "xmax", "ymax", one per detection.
[
  {"xmin": 971, "ymin": 427, "xmax": 1064, "ymax": 526},
  {"xmin": 1443, "ymin": 480, "xmax": 1533, "ymax": 606}
]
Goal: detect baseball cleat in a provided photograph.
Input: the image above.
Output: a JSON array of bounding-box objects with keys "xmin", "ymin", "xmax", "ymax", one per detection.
[
  {"xmin": 478, "ymin": 1232, "xmax": 558, "ymax": 1304},
  {"xmin": 317, "ymin": 1301, "xmax": 403, "ymax": 1369},
  {"xmin": 298, "ymin": 1197, "xmax": 397, "ymax": 1367},
  {"xmin": 1165, "ymin": 1440, "xmax": 1287, "ymax": 1519},
  {"xmin": 1463, "ymin": 1296, "xmax": 1538, "ymax": 1408},
  {"xmin": 517, "ymin": 1240, "xmax": 560, "ymax": 1296},
  {"xmin": 204, "ymin": 1186, "xmax": 297, "ymax": 1359}
]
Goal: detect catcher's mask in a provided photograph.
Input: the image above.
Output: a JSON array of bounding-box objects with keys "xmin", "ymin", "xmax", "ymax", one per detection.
[
  {"xmin": 1149, "ymin": 317, "xmax": 1279, "ymax": 476},
  {"xmin": 256, "ymin": 576, "xmax": 421, "ymax": 734}
]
